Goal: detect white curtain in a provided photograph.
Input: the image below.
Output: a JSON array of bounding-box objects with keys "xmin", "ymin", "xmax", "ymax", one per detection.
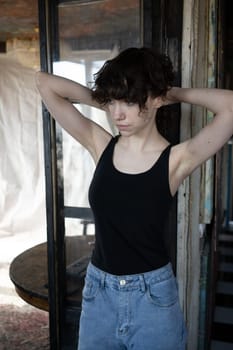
[{"xmin": 0, "ymin": 57, "xmax": 46, "ymax": 241}]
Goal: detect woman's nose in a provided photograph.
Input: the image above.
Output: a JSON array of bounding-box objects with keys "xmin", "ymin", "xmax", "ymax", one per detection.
[{"xmin": 112, "ymin": 105, "xmax": 126, "ymax": 121}]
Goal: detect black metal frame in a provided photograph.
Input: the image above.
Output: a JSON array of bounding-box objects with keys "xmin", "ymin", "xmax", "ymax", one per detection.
[
  {"xmin": 38, "ymin": 1, "xmax": 66, "ymax": 349},
  {"xmin": 38, "ymin": 1, "xmax": 97, "ymax": 348},
  {"xmin": 38, "ymin": 0, "xmax": 183, "ymax": 348}
]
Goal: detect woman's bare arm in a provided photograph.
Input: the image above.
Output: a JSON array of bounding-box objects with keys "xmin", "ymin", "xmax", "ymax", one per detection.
[
  {"xmin": 35, "ymin": 72, "xmax": 111, "ymax": 161},
  {"xmin": 164, "ymin": 87, "xmax": 233, "ymax": 192}
]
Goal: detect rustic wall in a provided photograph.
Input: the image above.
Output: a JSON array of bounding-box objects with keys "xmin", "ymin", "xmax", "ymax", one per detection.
[{"xmin": 177, "ymin": 0, "xmax": 219, "ymax": 349}]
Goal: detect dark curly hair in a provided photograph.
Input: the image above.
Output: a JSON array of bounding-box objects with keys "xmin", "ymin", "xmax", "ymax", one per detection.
[{"xmin": 91, "ymin": 47, "xmax": 174, "ymax": 110}]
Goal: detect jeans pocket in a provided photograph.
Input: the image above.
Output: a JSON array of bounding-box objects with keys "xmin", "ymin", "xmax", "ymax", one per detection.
[
  {"xmin": 82, "ymin": 276, "xmax": 100, "ymax": 302},
  {"xmin": 147, "ymin": 275, "xmax": 178, "ymax": 307}
]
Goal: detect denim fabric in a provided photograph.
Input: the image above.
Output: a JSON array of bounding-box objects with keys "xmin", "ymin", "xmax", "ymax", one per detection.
[{"xmin": 78, "ymin": 262, "xmax": 187, "ymax": 350}]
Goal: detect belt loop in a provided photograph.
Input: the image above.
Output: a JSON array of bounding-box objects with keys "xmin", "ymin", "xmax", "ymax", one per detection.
[
  {"xmin": 100, "ymin": 272, "xmax": 106, "ymax": 289},
  {"xmin": 139, "ymin": 274, "xmax": 146, "ymax": 292}
]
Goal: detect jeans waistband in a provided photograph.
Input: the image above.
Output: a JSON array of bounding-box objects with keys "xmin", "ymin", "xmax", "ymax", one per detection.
[{"xmin": 86, "ymin": 262, "xmax": 174, "ymax": 292}]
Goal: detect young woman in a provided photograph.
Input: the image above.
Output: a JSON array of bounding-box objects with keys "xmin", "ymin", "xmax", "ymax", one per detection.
[{"xmin": 36, "ymin": 47, "xmax": 233, "ymax": 350}]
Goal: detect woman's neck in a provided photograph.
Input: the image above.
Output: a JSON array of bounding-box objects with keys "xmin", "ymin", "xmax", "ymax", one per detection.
[{"xmin": 118, "ymin": 124, "xmax": 168, "ymax": 153}]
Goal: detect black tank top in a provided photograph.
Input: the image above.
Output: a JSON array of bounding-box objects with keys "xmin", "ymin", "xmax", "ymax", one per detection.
[{"xmin": 89, "ymin": 136, "xmax": 174, "ymax": 275}]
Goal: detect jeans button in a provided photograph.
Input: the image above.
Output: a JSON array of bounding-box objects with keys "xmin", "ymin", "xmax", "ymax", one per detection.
[{"xmin": 120, "ymin": 279, "xmax": 126, "ymax": 286}]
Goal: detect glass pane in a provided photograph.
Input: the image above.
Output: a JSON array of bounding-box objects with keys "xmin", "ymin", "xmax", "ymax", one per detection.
[{"xmin": 55, "ymin": 0, "xmax": 141, "ymax": 235}]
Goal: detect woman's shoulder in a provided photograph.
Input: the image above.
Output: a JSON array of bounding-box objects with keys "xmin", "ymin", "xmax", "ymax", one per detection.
[{"xmin": 94, "ymin": 133, "xmax": 117, "ymax": 164}]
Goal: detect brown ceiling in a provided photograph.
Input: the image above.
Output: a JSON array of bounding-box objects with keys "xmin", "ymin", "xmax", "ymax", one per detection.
[
  {"xmin": 0, "ymin": 0, "xmax": 38, "ymax": 41},
  {"xmin": 0, "ymin": 0, "xmax": 139, "ymax": 42}
]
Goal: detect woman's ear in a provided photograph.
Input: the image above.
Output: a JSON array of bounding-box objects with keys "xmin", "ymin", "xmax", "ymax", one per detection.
[{"xmin": 152, "ymin": 96, "xmax": 164, "ymax": 109}]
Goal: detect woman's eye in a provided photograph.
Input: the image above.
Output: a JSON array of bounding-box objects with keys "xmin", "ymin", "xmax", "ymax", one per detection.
[{"xmin": 126, "ymin": 102, "xmax": 135, "ymax": 106}]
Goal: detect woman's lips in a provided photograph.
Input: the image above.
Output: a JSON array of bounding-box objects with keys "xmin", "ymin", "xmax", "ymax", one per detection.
[{"xmin": 116, "ymin": 124, "xmax": 129, "ymax": 129}]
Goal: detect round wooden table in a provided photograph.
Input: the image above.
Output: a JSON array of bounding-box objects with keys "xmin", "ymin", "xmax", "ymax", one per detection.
[{"xmin": 10, "ymin": 235, "xmax": 94, "ymax": 311}]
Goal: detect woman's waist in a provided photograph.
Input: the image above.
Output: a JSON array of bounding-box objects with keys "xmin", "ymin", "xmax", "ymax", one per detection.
[{"xmin": 86, "ymin": 261, "xmax": 173, "ymax": 292}]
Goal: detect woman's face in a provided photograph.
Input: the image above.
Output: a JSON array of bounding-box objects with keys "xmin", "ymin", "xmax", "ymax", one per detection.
[{"xmin": 107, "ymin": 97, "xmax": 158, "ymax": 136}]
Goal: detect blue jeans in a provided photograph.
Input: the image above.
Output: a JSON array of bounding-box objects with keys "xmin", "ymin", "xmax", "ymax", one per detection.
[{"xmin": 78, "ymin": 262, "xmax": 187, "ymax": 350}]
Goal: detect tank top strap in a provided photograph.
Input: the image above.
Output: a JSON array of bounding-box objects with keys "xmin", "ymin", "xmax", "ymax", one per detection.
[
  {"xmin": 162, "ymin": 143, "xmax": 172, "ymax": 155},
  {"xmin": 149, "ymin": 143, "xmax": 172, "ymax": 172},
  {"xmin": 95, "ymin": 135, "xmax": 119, "ymax": 170}
]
